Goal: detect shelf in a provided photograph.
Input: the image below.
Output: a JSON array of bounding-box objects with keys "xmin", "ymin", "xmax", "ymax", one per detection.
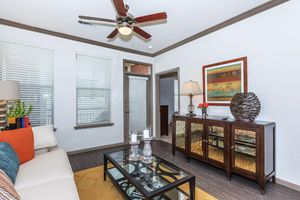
[
  {"xmin": 235, "ymin": 145, "xmax": 256, "ymax": 157},
  {"xmin": 235, "ymin": 140, "xmax": 256, "ymax": 147},
  {"xmin": 208, "ymin": 133, "xmax": 224, "ymax": 139},
  {"xmin": 235, "ymin": 135, "xmax": 256, "ymax": 144},
  {"xmin": 106, "ymin": 167, "xmax": 189, "ymax": 200},
  {"xmin": 235, "ymin": 150, "xmax": 256, "ymax": 157},
  {"xmin": 208, "ymin": 143, "xmax": 224, "ymax": 149}
]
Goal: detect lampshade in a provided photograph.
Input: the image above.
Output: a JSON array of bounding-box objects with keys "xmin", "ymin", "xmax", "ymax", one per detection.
[
  {"xmin": 181, "ymin": 80, "xmax": 202, "ymax": 96},
  {"xmin": 0, "ymin": 81, "xmax": 20, "ymax": 100}
]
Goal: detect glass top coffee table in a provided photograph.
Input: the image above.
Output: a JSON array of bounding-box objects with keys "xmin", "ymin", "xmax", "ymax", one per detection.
[{"xmin": 104, "ymin": 149, "xmax": 195, "ymax": 200}]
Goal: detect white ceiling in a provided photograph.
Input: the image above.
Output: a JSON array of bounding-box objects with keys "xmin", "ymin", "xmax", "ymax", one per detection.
[{"xmin": 0, "ymin": 0, "xmax": 270, "ymax": 54}]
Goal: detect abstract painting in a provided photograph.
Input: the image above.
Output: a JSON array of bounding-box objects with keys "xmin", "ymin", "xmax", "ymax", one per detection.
[{"xmin": 202, "ymin": 57, "xmax": 248, "ymax": 106}]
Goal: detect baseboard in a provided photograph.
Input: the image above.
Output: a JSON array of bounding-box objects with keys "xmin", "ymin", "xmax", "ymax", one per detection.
[
  {"xmin": 277, "ymin": 178, "xmax": 300, "ymax": 192},
  {"xmin": 67, "ymin": 142, "xmax": 125, "ymax": 155}
]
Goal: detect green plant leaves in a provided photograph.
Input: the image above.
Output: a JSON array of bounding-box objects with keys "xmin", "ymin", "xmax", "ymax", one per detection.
[{"xmin": 7, "ymin": 100, "xmax": 33, "ymax": 118}]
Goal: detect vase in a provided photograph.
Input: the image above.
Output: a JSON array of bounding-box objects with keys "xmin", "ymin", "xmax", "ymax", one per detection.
[
  {"xmin": 24, "ymin": 116, "xmax": 29, "ymax": 128},
  {"xmin": 8, "ymin": 117, "xmax": 16, "ymax": 130},
  {"xmin": 230, "ymin": 92, "xmax": 261, "ymax": 122},
  {"xmin": 16, "ymin": 117, "xmax": 24, "ymax": 129}
]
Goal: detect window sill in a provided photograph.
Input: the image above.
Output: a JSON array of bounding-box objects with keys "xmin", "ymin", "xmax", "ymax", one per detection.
[{"xmin": 74, "ymin": 123, "xmax": 114, "ymax": 130}]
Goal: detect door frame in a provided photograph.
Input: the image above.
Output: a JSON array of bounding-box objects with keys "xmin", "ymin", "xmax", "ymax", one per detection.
[
  {"xmin": 155, "ymin": 68, "xmax": 180, "ymax": 138},
  {"xmin": 123, "ymin": 59, "xmax": 153, "ymax": 143}
]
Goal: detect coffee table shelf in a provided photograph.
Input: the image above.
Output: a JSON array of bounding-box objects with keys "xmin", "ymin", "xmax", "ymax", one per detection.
[
  {"xmin": 107, "ymin": 167, "xmax": 190, "ymax": 200},
  {"xmin": 104, "ymin": 149, "xmax": 195, "ymax": 200}
]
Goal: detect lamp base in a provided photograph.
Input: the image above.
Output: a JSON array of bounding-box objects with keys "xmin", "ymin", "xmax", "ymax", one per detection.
[
  {"xmin": 186, "ymin": 113, "xmax": 196, "ymax": 117},
  {"xmin": 187, "ymin": 96, "xmax": 196, "ymax": 117},
  {"xmin": 0, "ymin": 101, "xmax": 7, "ymax": 131}
]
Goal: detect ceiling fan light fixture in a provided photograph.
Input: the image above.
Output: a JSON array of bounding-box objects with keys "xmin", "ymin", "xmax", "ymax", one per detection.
[
  {"xmin": 118, "ymin": 23, "xmax": 133, "ymax": 36},
  {"xmin": 78, "ymin": 0, "xmax": 167, "ymax": 40}
]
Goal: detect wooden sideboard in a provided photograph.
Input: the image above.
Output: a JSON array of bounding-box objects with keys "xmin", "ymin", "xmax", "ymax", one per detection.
[{"xmin": 172, "ymin": 115, "xmax": 276, "ymax": 194}]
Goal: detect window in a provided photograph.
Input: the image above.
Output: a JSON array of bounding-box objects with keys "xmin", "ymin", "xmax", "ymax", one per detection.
[
  {"xmin": 76, "ymin": 54, "xmax": 112, "ymax": 128},
  {"xmin": 0, "ymin": 41, "xmax": 54, "ymax": 126}
]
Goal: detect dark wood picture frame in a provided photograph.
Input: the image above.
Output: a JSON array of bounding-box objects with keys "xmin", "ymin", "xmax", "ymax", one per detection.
[{"xmin": 202, "ymin": 57, "xmax": 248, "ymax": 106}]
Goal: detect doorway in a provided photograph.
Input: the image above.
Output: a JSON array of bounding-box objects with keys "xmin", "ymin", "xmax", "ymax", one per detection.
[
  {"xmin": 156, "ymin": 68, "xmax": 180, "ymax": 143},
  {"xmin": 123, "ymin": 60, "xmax": 152, "ymax": 143}
]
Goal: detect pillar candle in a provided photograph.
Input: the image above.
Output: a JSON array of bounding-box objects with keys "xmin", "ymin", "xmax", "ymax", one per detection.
[
  {"xmin": 143, "ymin": 130, "xmax": 150, "ymax": 139},
  {"xmin": 131, "ymin": 134, "xmax": 137, "ymax": 143}
]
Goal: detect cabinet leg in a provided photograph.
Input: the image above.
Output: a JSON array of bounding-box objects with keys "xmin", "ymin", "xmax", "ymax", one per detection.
[
  {"xmin": 227, "ymin": 173, "xmax": 232, "ymax": 181},
  {"xmin": 172, "ymin": 149, "xmax": 175, "ymax": 156},
  {"xmin": 271, "ymin": 176, "xmax": 276, "ymax": 184},
  {"xmin": 186, "ymin": 156, "xmax": 190, "ymax": 163},
  {"xmin": 259, "ymin": 182, "xmax": 265, "ymax": 195}
]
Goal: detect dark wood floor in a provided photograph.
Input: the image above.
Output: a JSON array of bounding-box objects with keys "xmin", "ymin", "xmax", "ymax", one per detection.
[{"xmin": 69, "ymin": 140, "xmax": 300, "ymax": 200}]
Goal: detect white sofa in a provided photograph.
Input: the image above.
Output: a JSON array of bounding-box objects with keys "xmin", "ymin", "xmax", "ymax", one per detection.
[
  {"xmin": 14, "ymin": 148, "xmax": 80, "ymax": 200},
  {"xmin": 15, "ymin": 149, "xmax": 79, "ymax": 200}
]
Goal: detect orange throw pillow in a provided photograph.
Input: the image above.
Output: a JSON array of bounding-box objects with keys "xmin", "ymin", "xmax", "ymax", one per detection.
[{"xmin": 0, "ymin": 128, "xmax": 34, "ymax": 164}]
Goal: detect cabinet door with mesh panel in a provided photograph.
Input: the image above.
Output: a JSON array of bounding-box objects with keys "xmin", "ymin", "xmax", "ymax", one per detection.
[
  {"xmin": 231, "ymin": 127, "xmax": 259, "ymax": 175},
  {"xmin": 174, "ymin": 120, "xmax": 187, "ymax": 150},
  {"xmin": 189, "ymin": 121, "xmax": 205, "ymax": 158},
  {"xmin": 206, "ymin": 125, "xmax": 226, "ymax": 165}
]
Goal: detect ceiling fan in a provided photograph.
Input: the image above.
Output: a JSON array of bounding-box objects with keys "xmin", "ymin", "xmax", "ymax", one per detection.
[{"xmin": 78, "ymin": 0, "xmax": 167, "ymax": 40}]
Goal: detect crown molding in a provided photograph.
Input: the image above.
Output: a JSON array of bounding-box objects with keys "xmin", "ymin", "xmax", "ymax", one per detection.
[
  {"xmin": 0, "ymin": 18, "xmax": 153, "ymax": 57},
  {"xmin": 153, "ymin": 0, "xmax": 290, "ymax": 56},
  {"xmin": 0, "ymin": 0, "xmax": 289, "ymax": 58}
]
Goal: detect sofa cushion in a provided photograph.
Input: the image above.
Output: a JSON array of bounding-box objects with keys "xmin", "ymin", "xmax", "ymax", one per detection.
[
  {"xmin": 0, "ymin": 142, "xmax": 19, "ymax": 183},
  {"xmin": 15, "ymin": 148, "xmax": 73, "ymax": 190},
  {"xmin": 32, "ymin": 125, "xmax": 57, "ymax": 150},
  {"xmin": 17, "ymin": 178, "xmax": 79, "ymax": 200},
  {"xmin": 0, "ymin": 127, "xmax": 34, "ymax": 164},
  {"xmin": 0, "ymin": 170, "xmax": 20, "ymax": 200}
]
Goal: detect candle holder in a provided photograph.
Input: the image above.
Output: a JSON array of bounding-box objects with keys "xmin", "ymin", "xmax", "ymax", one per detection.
[
  {"xmin": 129, "ymin": 141, "xmax": 140, "ymax": 162},
  {"xmin": 141, "ymin": 137, "xmax": 153, "ymax": 164}
]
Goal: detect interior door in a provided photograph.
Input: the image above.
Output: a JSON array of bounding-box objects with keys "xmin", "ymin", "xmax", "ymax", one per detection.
[
  {"xmin": 124, "ymin": 75, "xmax": 150, "ymax": 142},
  {"xmin": 160, "ymin": 105, "xmax": 169, "ymax": 136}
]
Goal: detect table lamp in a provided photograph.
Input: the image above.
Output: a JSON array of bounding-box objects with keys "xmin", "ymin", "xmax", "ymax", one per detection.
[
  {"xmin": 0, "ymin": 81, "xmax": 20, "ymax": 130},
  {"xmin": 181, "ymin": 80, "xmax": 202, "ymax": 117}
]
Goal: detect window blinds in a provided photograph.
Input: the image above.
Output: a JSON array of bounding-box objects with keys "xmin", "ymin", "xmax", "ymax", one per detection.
[
  {"xmin": 76, "ymin": 54, "xmax": 111, "ymax": 126},
  {"xmin": 0, "ymin": 41, "xmax": 54, "ymax": 126}
]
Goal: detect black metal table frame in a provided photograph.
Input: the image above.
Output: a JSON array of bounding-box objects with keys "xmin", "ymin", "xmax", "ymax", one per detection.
[{"xmin": 104, "ymin": 149, "xmax": 196, "ymax": 200}]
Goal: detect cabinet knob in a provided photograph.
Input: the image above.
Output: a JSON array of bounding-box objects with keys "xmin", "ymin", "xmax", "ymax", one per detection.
[{"xmin": 231, "ymin": 146, "xmax": 235, "ymax": 150}]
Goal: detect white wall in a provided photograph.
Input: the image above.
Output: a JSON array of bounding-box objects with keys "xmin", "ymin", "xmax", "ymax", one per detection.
[
  {"xmin": 154, "ymin": 1, "xmax": 300, "ymax": 186},
  {"xmin": 0, "ymin": 25, "xmax": 153, "ymax": 152}
]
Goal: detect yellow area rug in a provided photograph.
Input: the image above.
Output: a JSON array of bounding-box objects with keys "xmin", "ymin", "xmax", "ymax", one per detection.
[{"xmin": 74, "ymin": 166, "xmax": 216, "ymax": 200}]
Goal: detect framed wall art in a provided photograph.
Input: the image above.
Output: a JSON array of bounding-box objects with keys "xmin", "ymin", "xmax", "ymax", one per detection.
[{"xmin": 202, "ymin": 57, "xmax": 248, "ymax": 106}]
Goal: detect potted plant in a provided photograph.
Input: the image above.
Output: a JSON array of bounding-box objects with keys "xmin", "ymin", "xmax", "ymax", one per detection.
[
  {"xmin": 197, "ymin": 102, "xmax": 209, "ymax": 118},
  {"xmin": 7, "ymin": 100, "xmax": 32, "ymax": 129}
]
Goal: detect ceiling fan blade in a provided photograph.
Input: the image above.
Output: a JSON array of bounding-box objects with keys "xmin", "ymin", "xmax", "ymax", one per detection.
[
  {"xmin": 133, "ymin": 26, "xmax": 151, "ymax": 39},
  {"xmin": 79, "ymin": 15, "xmax": 116, "ymax": 23},
  {"xmin": 112, "ymin": 0, "xmax": 127, "ymax": 16},
  {"xmin": 78, "ymin": 20, "xmax": 93, "ymax": 25},
  {"xmin": 107, "ymin": 28, "xmax": 119, "ymax": 39},
  {"xmin": 135, "ymin": 12, "xmax": 167, "ymax": 23},
  {"xmin": 78, "ymin": 20, "xmax": 115, "ymax": 27}
]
